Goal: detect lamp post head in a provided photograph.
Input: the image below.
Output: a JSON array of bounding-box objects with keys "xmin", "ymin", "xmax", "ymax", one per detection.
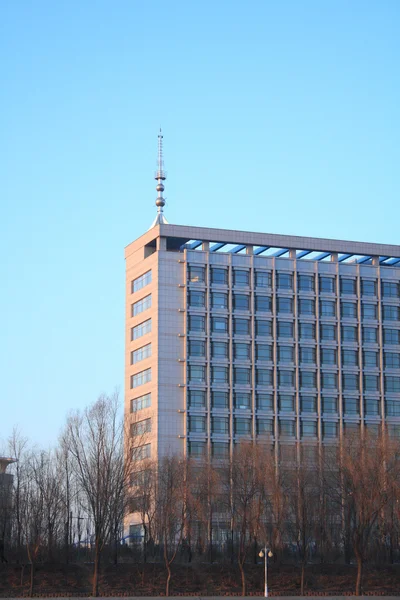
[
  {"xmin": 268, "ymin": 550, "xmax": 273, "ymax": 558},
  {"xmin": 259, "ymin": 550, "xmax": 264, "ymax": 558}
]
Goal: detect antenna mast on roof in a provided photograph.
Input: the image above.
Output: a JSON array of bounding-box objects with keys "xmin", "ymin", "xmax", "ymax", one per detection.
[{"xmin": 150, "ymin": 128, "xmax": 169, "ymax": 228}]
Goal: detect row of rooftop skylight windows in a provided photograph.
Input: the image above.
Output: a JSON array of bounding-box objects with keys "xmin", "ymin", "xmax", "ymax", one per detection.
[
  {"xmin": 188, "ymin": 316, "xmax": 400, "ymax": 343},
  {"xmin": 188, "ymin": 341, "xmax": 400, "ymax": 368},
  {"xmin": 188, "ymin": 390, "xmax": 400, "ymax": 416},
  {"xmin": 188, "ymin": 266, "xmax": 400, "ymax": 297},
  {"xmin": 189, "ymin": 291, "xmax": 400, "ymax": 320},
  {"xmin": 187, "ymin": 365, "xmax": 400, "ymax": 392}
]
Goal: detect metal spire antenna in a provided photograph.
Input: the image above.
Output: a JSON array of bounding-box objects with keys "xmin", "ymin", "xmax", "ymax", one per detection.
[{"xmin": 150, "ymin": 128, "xmax": 169, "ymax": 228}]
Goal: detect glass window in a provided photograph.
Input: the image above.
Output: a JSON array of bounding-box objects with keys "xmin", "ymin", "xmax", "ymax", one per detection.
[
  {"xmin": 189, "ymin": 340, "xmax": 206, "ymax": 357},
  {"xmin": 131, "ymin": 368, "xmax": 152, "ymax": 389},
  {"xmin": 279, "ymin": 370, "xmax": 294, "ymax": 387},
  {"xmin": 384, "ymin": 352, "xmax": 400, "ymax": 369},
  {"xmin": 362, "ymin": 304, "xmax": 377, "ymax": 319},
  {"xmin": 344, "ymin": 422, "xmax": 360, "ymax": 435},
  {"xmin": 301, "ymin": 421, "xmax": 317, "ymax": 438},
  {"xmin": 131, "ymin": 393, "xmax": 151, "ymax": 412},
  {"xmin": 257, "ymin": 368, "xmax": 273, "ymax": 386},
  {"xmin": 279, "ymin": 420, "xmax": 295, "ymax": 437},
  {"xmin": 255, "ymin": 270, "xmax": 272, "ymax": 288},
  {"xmin": 386, "ymin": 399, "xmax": 400, "ymax": 417},
  {"xmin": 341, "ymin": 302, "xmax": 357, "ymax": 318},
  {"xmin": 361, "ymin": 280, "xmax": 376, "ymax": 296},
  {"xmin": 321, "ymin": 348, "xmax": 337, "ymax": 365},
  {"xmin": 131, "ymin": 418, "xmax": 152, "ymax": 436},
  {"xmin": 343, "ymin": 373, "xmax": 359, "ymax": 391},
  {"xmin": 212, "ymin": 442, "xmax": 229, "ymax": 458},
  {"xmin": 233, "ymin": 269, "xmax": 249, "ymax": 287},
  {"xmin": 279, "ymin": 394, "xmax": 295, "ymax": 412},
  {"xmin": 320, "ymin": 324, "xmax": 336, "ymax": 341},
  {"xmin": 384, "ymin": 329, "xmax": 400, "ymax": 345},
  {"xmin": 341, "ymin": 278, "xmax": 357, "ymax": 295},
  {"xmin": 280, "ymin": 444, "xmax": 296, "ymax": 461},
  {"xmin": 300, "ymin": 371, "xmax": 316, "ymax": 388},
  {"xmin": 322, "ymin": 372, "xmax": 338, "ymax": 389},
  {"xmin": 322, "ymin": 396, "xmax": 337, "ymax": 414},
  {"xmin": 363, "ymin": 351, "xmax": 378, "ymax": 367},
  {"xmin": 364, "ymin": 398, "xmax": 380, "ymax": 416},
  {"xmin": 255, "ymin": 295, "xmax": 272, "ymax": 312},
  {"xmin": 235, "ymin": 418, "xmax": 251, "ymax": 435},
  {"xmin": 234, "ymin": 294, "xmax": 250, "ymax": 311},
  {"xmin": 135, "ymin": 443, "xmax": 151, "ymax": 460},
  {"xmin": 300, "ymin": 346, "xmax": 315, "ymax": 364},
  {"xmin": 211, "ymin": 292, "xmax": 228, "ymax": 309},
  {"xmin": 132, "ymin": 318, "xmax": 152, "ymax": 340},
  {"xmin": 299, "ymin": 323, "xmax": 315, "ymax": 339},
  {"xmin": 301, "ymin": 395, "xmax": 317, "ymax": 413},
  {"xmin": 132, "ymin": 294, "xmax": 152, "ymax": 316},
  {"xmin": 234, "ymin": 318, "xmax": 250, "ymax": 335},
  {"xmin": 298, "ymin": 274, "xmax": 315, "ymax": 292},
  {"xmin": 342, "ymin": 349, "xmax": 358, "ymax": 366},
  {"xmin": 302, "ymin": 445, "xmax": 318, "ymax": 462},
  {"xmin": 234, "ymin": 367, "xmax": 251, "ymax": 384},
  {"xmin": 277, "ymin": 297, "xmax": 293, "ymax": 314},
  {"xmin": 189, "ymin": 315, "xmax": 205, "ymax": 332},
  {"xmin": 212, "ymin": 317, "xmax": 228, "ymax": 333},
  {"xmin": 257, "ymin": 418, "xmax": 274, "ymax": 435},
  {"xmin": 212, "ymin": 391, "xmax": 229, "ymax": 408},
  {"xmin": 323, "ymin": 422, "xmax": 338, "ymax": 439},
  {"xmin": 342, "ymin": 325, "xmax": 358, "ymax": 342},
  {"xmin": 278, "ymin": 321, "xmax": 293, "ymax": 338},
  {"xmin": 131, "ymin": 343, "xmax": 152, "ymax": 364},
  {"xmin": 385, "ymin": 376, "xmax": 400, "ymax": 393},
  {"xmin": 299, "ymin": 298, "xmax": 315, "ymax": 315},
  {"xmin": 234, "ymin": 343, "xmax": 250, "ymax": 360},
  {"xmin": 212, "ymin": 417, "xmax": 229, "ymax": 434},
  {"xmin": 132, "ymin": 270, "xmax": 152, "ymax": 293},
  {"xmin": 211, "ymin": 267, "xmax": 228, "ymax": 284},
  {"xmin": 382, "ymin": 282, "xmax": 399, "ymax": 298},
  {"xmin": 234, "ymin": 392, "xmax": 251, "ymax": 409},
  {"xmin": 189, "ymin": 291, "xmax": 205, "ymax": 307},
  {"xmin": 387, "ymin": 424, "xmax": 400, "ymax": 439},
  {"xmin": 257, "ymin": 344, "xmax": 273, "ymax": 361},
  {"xmin": 320, "ymin": 276, "xmax": 336, "ymax": 293},
  {"xmin": 383, "ymin": 305, "xmax": 400, "ymax": 321},
  {"xmin": 257, "ymin": 393, "xmax": 274, "ymax": 411},
  {"xmin": 188, "ymin": 265, "xmax": 206, "ymax": 283},
  {"xmin": 212, "ymin": 341, "xmax": 229, "ymax": 358},
  {"xmin": 189, "ymin": 442, "xmax": 206, "ymax": 458},
  {"xmin": 320, "ymin": 300, "xmax": 336, "ymax": 317},
  {"xmin": 212, "ymin": 366, "xmax": 229, "ymax": 384},
  {"xmin": 189, "ymin": 365, "xmax": 206, "ymax": 383},
  {"xmin": 257, "ymin": 320, "xmax": 273, "ymax": 337},
  {"xmin": 363, "ymin": 327, "xmax": 378, "ymax": 343},
  {"xmin": 344, "ymin": 397, "xmax": 359, "ymax": 415},
  {"xmin": 188, "ymin": 390, "xmax": 206, "ymax": 408},
  {"xmin": 279, "ymin": 345, "xmax": 294, "ymax": 362},
  {"xmin": 277, "ymin": 272, "xmax": 293, "ymax": 290}
]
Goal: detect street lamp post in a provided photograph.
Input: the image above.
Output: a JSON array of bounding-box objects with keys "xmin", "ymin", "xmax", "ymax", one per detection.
[{"xmin": 259, "ymin": 546, "xmax": 273, "ymax": 597}]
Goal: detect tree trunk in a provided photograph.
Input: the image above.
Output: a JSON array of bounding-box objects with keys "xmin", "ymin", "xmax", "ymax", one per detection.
[
  {"xmin": 165, "ymin": 562, "xmax": 171, "ymax": 597},
  {"xmin": 92, "ymin": 539, "xmax": 101, "ymax": 597},
  {"xmin": 300, "ymin": 561, "xmax": 305, "ymax": 596},
  {"xmin": 29, "ymin": 562, "xmax": 34, "ymax": 598},
  {"xmin": 355, "ymin": 550, "xmax": 363, "ymax": 596},
  {"xmin": 238, "ymin": 560, "xmax": 246, "ymax": 596}
]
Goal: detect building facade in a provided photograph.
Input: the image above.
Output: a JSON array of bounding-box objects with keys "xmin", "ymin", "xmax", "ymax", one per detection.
[{"xmin": 125, "ymin": 222, "xmax": 400, "ymax": 469}]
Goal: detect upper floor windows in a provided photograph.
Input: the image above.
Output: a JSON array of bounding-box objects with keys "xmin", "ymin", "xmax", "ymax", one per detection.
[
  {"xmin": 255, "ymin": 270, "xmax": 272, "ymax": 288},
  {"xmin": 277, "ymin": 272, "xmax": 293, "ymax": 291},
  {"xmin": 341, "ymin": 302, "xmax": 357, "ymax": 319},
  {"xmin": 277, "ymin": 297, "xmax": 293, "ymax": 314},
  {"xmin": 320, "ymin": 300, "xmax": 336, "ymax": 318},
  {"xmin": 257, "ymin": 320, "xmax": 273, "ymax": 337},
  {"xmin": 234, "ymin": 318, "xmax": 250, "ymax": 335},
  {"xmin": 233, "ymin": 294, "xmax": 250, "ymax": 311},
  {"xmin": 189, "ymin": 291, "xmax": 205, "ymax": 307},
  {"xmin": 188, "ymin": 265, "xmax": 206, "ymax": 284},
  {"xmin": 382, "ymin": 281, "xmax": 399, "ymax": 298},
  {"xmin": 362, "ymin": 303, "xmax": 377, "ymax": 319},
  {"xmin": 131, "ymin": 418, "xmax": 152, "ymax": 436},
  {"xmin": 341, "ymin": 278, "xmax": 357, "ymax": 295},
  {"xmin": 383, "ymin": 305, "xmax": 400, "ymax": 321},
  {"xmin": 384, "ymin": 352, "xmax": 400, "ymax": 369},
  {"xmin": 211, "ymin": 267, "xmax": 228, "ymax": 285},
  {"xmin": 132, "ymin": 294, "xmax": 152, "ymax": 317},
  {"xmin": 383, "ymin": 329, "xmax": 400, "ymax": 345},
  {"xmin": 131, "ymin": 343, "xmax": 152, "ymax": 364},
  {"xmin": 298, "ymin": 274, "xmax": 315, "ymax": 292},
  {"xmin": 277, "ymin": 321, "xmax": 293, "ymax": 338},
  {"xmin": 131, "ymin": 393, "xmax": 151, "ymax": 412},
  {"xmin": 131, "ymin": 319, "xmax": 152, "ymax": 341},
  {"xmin": 299, "ymin": 298, "xmax": 315, "ymax": 315},
  {"xmin": 320, "ymin": 276, "xmax": 335, "ymax": 294},
  {"xmin": 212, "ymin": 317, "xmax": 228, "ymax": 333},
  {"xmin": 188, "ymin": 390, "xmax": 206, "ymax": 408},
  {"xmin": 234, "ymin": 342, "xmax": 250, "ymax": 360},
  {"xmin": 233, "ymin": 269, "xmax": 249, "ymax": 287},
  {"xmin": 361, "ymin": 279, "xmax": 377, "ymax": 296},
  {"xmin": 189, "ymin": 315, "xmax": 206, "ymax": 332},
  {"xmin": 131, "ymin": 368, "xmax": 151, "ymax": 389},
  {"xmin": 255, "ymin": 295, "xmax": 272, "ymax": 313},
  {"xmin": 213, "ymin": 341, "xmax": 229, "ymax": 358},
  {"xmin": 189, "ymin": 340, "xmax": 206, "ymax": 357},
  {"xmin": 211, "ymin": 292, "xmax": 228, "ymax": 309},
  {"xmin": 132, "ymin": 270, "xmax": 152, "ymax": 293}
]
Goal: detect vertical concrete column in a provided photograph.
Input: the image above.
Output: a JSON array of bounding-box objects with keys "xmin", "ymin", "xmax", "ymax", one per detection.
[{"xmin": 157, "ymin": 236, "xmax": 167, "ymax": 251}]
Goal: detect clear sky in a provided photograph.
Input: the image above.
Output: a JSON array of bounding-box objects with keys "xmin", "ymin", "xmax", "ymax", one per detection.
[{"xmin": 1, "ymin": 0, "xmax": 399, "ymax": 447}]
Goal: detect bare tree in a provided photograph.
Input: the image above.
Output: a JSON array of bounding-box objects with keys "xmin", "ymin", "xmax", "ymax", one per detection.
[
  {"xmin": 8, "ymin": 428, "xmax": 29, "ymax": 563},
  {"xmin": 64, "ymin": 392, "xmax": 131, "ymax": 597}
]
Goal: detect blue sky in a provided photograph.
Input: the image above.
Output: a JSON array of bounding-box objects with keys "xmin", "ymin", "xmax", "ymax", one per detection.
[{"xmin": 1, "ymin": 0, "xmax": 399, "ymax": 446}]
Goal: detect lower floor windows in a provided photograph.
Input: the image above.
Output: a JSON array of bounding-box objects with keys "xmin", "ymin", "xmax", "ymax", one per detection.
[
  {"xmin": 212, "ymin": 417, "xmax": 229, "ymax": 434},
  {"xmin": 134, "ymin": 443, "xmax": 151, "ymax": 460},
  {"xmin": 212, "ymin": 391, "xmax": 229, "ymax": 408},
  {"xmin": 188, "ymin": 390, "xmax": 206, "ymax": 408},
  {"xmin": 323, "ymin": 422, "xmax": 338, "ymax": 439},
  {"xmin": 189, "ymin": 441, "xmax": 206, "ymax": 457},
  {"xmin": 235, "ymin": 392, "xmax": 251, "ymax": 409},
  {"xmin": 344, "ymin": 397, "xmax": 360, "ymax": 415},
  {"xmin": 279, "ymin": 419, "xmax": 295, "ymax": 437},
  {"xmin": 279, "ymin": 394, "xmax": 295, "ymax": 412},
  {"xmin": 301, "ymin": 395, "xmax": 317, "ymax": 413},
  {"xmin": 386, "ymin": 399, "xmax": 400, "ymax": 417},
  {"xmin": 235, "ymin": 418, "xmax": 251, "ymax": 435},
  {"xmin": 131, "ymin": 393, "xmax": 151, "ymax": 412},
  {"xmin": 212, "ymin": 442, "xmax": 229, "ymax": 458},
  {"xmin": 189, "ymin": 416, "xmax": 206, "ymax": 433},
  {"xmin": 257, "ymin": 418, "xmax": 274, "ymax": 435},
  {"xmin": 301, "ymin": 420, "xmax": 317, "ymax": 438},
  {"xmin": 131, "ymin": 418, "xmax": 151, "ymax": 436},
  {"xmin": 364, "ymin": 398, "xmax": 380, "ymax": 416},
  {"xmin": 322, "ymin": 396, "xmax": 337, "ymax": 414}
]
